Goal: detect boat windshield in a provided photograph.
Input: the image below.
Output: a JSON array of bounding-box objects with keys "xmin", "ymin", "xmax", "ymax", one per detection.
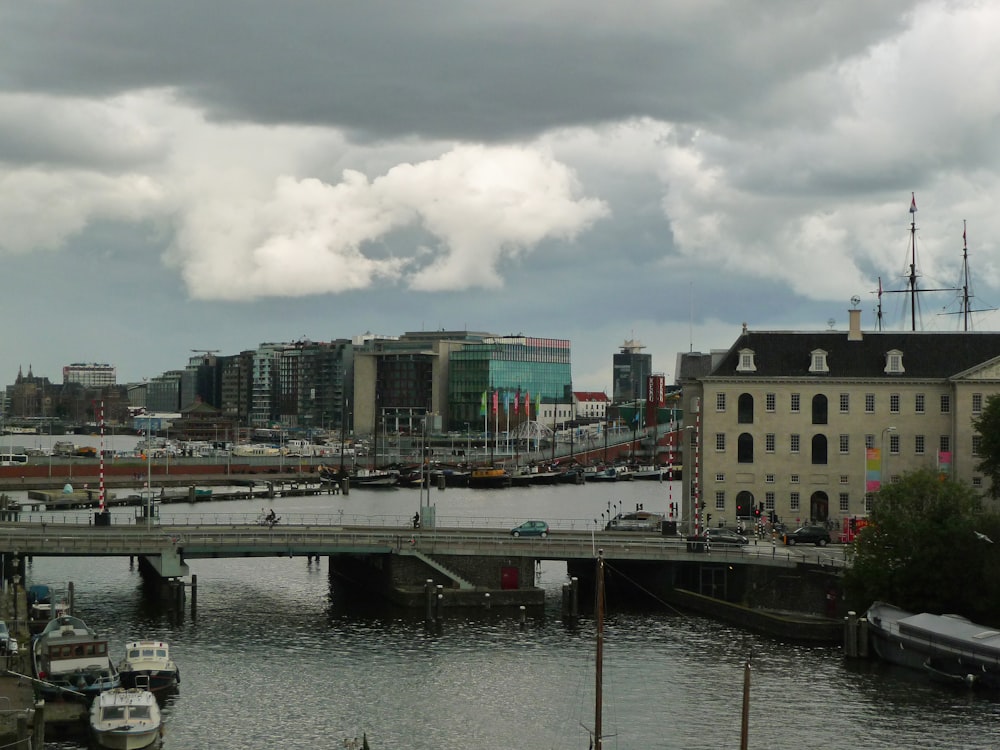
[
  {"xmin": 102, "ymin": 707, "xmax": 126, "ymax": 721},
  {"xmin": 130, "ymin": 706, "xmax": 152, "ymax": 719}
]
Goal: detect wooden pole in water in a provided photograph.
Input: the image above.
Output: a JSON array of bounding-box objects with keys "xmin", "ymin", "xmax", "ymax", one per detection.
[{"xmin": 740, "ymin": 654, "xmax": 751, "ymax": 750}]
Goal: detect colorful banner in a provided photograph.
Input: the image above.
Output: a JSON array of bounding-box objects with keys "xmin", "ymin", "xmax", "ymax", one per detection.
[{"xmin": 865, "ymin": 447, "xmax": 882, "ymax": 492}]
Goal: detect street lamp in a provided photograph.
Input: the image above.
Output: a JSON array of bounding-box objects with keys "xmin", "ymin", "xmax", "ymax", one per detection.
[
  {"xmin": 881, "ymin": 426, "xmax": 897, "ymax": 489},
  {"xmin": 464, "ymin": 422, "xmax": 470, "ymax": 462}
]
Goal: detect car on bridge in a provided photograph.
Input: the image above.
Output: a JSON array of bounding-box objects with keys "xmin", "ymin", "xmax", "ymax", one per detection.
[
  {"xmin": 782, "ymin": 525, "xmax": 832, "ymax": 546},
  {"xmin": 704, "ymin": 528, "xmax": 748, "ymax": 546},
  {"xmin": 511, "ymin": 520, "xmax": 549, "ymax": 538}
]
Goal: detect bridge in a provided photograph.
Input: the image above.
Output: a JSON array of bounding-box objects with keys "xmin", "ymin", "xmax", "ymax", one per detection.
[{"xmin": 0, "ymin": 517, "xmax": 846, "ymax": 615}]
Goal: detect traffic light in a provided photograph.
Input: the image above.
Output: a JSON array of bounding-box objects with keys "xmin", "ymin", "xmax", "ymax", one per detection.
[
  {"xmin": 701, "ymin": 502, "xmax": 706, "ymax": 510},
  {"xmin": 736, "ymin": 504, "xmax": 742, "ymax": 515},
  {"xmin": 706, "ymin": 513, "xmax": 712, "ymax": 524}
]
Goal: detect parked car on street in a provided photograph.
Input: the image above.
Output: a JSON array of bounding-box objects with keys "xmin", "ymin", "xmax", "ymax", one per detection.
[
  {"xmin": 704, "ymin": 528, "xmax": 749, "ymax": 546},
  {"xmin": 511, "ymin": 520, "xmax": 550, "ymax": 538},
  {"xmin": 783, "ymin": 525, "xmax": 832, "ymax": 546}
]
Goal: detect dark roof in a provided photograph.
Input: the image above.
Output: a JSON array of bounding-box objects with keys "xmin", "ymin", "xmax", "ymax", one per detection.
[{"xmin": 710, "ymin": 331, "xmax": 1000, "ymax": 379}]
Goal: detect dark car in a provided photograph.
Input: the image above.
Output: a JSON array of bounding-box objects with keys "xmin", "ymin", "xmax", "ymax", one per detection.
[
  {"xmin": 783, "ymin": 525, "xmax": 832, "ymax": 546},
  {"xmin": 511, "ymin": 520, "xmax": 549, "ymax": 538},
  {"xmin": 704, "ymin": 528, "xmax": 748, "ymax": 546}
]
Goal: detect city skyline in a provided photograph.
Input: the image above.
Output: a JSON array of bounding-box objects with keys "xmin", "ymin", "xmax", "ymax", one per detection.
[{"xmin": 3, "ymin": 3, "xmax": 1000, "ymax": 391}]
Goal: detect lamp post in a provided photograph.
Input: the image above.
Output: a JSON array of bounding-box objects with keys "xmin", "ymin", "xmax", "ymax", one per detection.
[
  {"xmin": 464, "ymin": 422, "xmax": 470, "ymax": 463},
  {"xmin": 881, "ymin": 426, "xmax": 897, "ymax": 491}
]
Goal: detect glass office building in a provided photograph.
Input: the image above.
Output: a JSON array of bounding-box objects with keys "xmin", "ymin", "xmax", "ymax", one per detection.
[{"xmin": 448, "ymin": 336, "xmax": 572, "ymax": 430}]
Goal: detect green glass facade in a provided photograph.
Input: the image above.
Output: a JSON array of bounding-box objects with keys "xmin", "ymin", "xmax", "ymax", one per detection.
[{"xmin": 448, "ymin": 336, "xmax": 572, "ymax": 430}]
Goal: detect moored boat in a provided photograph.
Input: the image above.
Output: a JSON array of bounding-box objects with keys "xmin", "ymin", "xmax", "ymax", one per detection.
[
  {"xmin": 467, "ymin": 466, "xmax": 511, "ymax": 489},
  {"xmin": 866, "ymin": 601, "xmax": 1000, "ymax": 687},
  {"xmin": 89, "ymin": 686, "xmax": 163, "ymax": 749},
  {"xmin": 32, "ymin": 614, "xmax": 119, "ymax": 700},
  {"xmin": 117, "ymin": 640, "xmax": 179, "ymax": 693}
]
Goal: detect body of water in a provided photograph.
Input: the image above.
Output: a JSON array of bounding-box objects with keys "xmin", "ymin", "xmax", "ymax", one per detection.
[{"xmin": 13, "ymin": 481, "xmax": 1000, "ymax": 749}]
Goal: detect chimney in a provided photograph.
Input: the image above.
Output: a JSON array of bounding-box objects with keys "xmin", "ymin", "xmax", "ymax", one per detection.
[{"xmin": 848, "ymin": 308, "xmax": 862, "ymax": 341}]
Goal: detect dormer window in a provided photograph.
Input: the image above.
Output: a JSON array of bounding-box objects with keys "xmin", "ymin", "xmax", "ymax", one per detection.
[
  {"xmin": 884, "ymin": 349, "xmax": 904, "ymax": 374},
  {"xmin": 809, "ymin": 349, "xmax": 829, "ymax": 374},
  {"xmin": 736, "ymin": 348, "xmax": 756, "ymax": 373}
]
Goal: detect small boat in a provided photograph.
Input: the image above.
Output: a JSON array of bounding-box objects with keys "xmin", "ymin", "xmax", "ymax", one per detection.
[
  {"xmin": 467, "ymin": 466, "xmax": 511, "ymax": 489},
  {"xmin": 118, "ymin": 640, "xmax": 180, "ymax": 693},
  {"xmin": 90, "ymin": 685, "xmax": 163, "ymax": 749},
  {"xmin": 866, "ymin": 601, "xmax": 1000, "ymax": 686},
  {"xmin": 350, "ymin": 469, "xmax": 400, "ymax": 488},
  {"xmin": 32, "ymin": 615, "xmax": 119, "ymax": 700}
]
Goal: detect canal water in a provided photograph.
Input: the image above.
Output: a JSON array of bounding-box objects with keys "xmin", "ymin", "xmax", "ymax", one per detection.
[{"xmin": 10, "ymin": 478, "xmax": 1000, "ymax": 749}]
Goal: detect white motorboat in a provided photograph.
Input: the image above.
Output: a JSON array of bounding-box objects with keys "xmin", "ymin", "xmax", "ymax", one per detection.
[
  {"xmin": 89, "ymin": 686, "xmax": 163, "ymax": 749},
  {"xmin": 118, "ymin": 640, "xmax": 179, "ymax": 693}
]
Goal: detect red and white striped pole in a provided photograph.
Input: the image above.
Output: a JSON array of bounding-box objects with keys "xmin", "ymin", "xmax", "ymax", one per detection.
[
  {"xmin": 98, "ymin": 400, "xmax": 105, "ymax": 511},
  {"xmin": 693, "ymin": 398, "xmax": 701, "ymax": 536}
]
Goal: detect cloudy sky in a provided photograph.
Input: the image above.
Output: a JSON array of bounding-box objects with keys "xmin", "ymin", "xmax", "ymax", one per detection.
[{"xmin": 2, "ymin": 1, "xmax": 999, "ymax": 391}]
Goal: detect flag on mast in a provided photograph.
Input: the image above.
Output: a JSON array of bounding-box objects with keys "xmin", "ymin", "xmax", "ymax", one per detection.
[
  {"xmin": 492, "ymin": 390, "xmax": 499, "ymax": 414},
  {"xmin": 479, "ymin": 390, "xmax": 487, "ymax": 416},
  {"xmin": 514, "ymin": 388, "xmax": 520, "ymax": 413},
  {"xmin": 524, "ymin": 390, "xmax": 530, "ymax": 417},
  {"xmin": 909, "ymin": 192, "xmax": 917, "ymax": 213}
]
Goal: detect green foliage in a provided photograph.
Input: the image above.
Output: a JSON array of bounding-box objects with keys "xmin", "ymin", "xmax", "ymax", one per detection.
[
  {"xmin": 843, "ymin": 468, "xmax": 1000, "ymax": 624},
  {"xmin": 974, "ymin": 394, "xmax": 1000, "ymax": 500}
]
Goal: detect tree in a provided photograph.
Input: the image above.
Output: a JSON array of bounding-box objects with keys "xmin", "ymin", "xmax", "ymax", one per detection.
[
  {"xmin": 844, "ymin": 469, "xmax": 1000, "ymax": 623},
  {"xmin": 974, "ymin": 393, "xmax": 1000, "ymax": 499}
]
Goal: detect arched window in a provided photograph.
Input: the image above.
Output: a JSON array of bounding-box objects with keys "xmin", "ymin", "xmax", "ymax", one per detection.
[
  {"xmin": 811, "ymin": 434, "xmax": 828, "ymax": 464},
  {"xmin": 738, "ymin": 433, "xmax": 754, "ymax": 463},
  {"xmin": 812, "ymin": 394, "xmax": 828, "ymax": 425},
  {"xmin": 738, "ymin": 393, "xmax": 754, "ymax": 424}
]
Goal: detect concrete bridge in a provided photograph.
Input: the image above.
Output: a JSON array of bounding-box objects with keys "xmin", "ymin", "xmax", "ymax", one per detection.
[{"xmin": 0, "ymin": 519, "xmax": 846, "ymax": 616}]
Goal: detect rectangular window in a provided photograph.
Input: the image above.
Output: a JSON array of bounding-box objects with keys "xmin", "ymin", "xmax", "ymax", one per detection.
[
  {"xmin": 765, "ymin": 492, "xmax": 775, "ymax": 510},
  {"xmin": 915, "ymin": 435, "xmax": 925, "ymax": 455},
  {"xmin": 915, "ymin": 393, "xmax": 925, "ymax": 414},
  {"xmin": 940, "ymin": 394, "xmax": 951, "ymax": 414},
  {"xmin": 765, "ymin": 433, "xmax": 775, "ymax": 453},
  {"xmin": 973, "ymin": 435, "xmax": 982, "ymax": 457},
  {"xmin": 973, "ymin": 393, "xmax": 983, "ymax": 414},
  {"xmin": 839, "ymin": 492, "xmax": 850, "ymax": 512},
  {"xmin": 839, "ymin": 393, "xmax": 849, "ymax": 413},
  {"xmin": 973, "ymin": 477, "xmax": 983, "ymax": 488},
  {"xmin": 715, "ymin": 433, "xmax": 726, "ymax": 452},
  {"xmin": 766, "ymin": 393, "xmax": 776, "ymax": 412},
  {"xmin": 716, "ymin": 393, "xmax": 727, "ymax": 411},
  {"xmin": 839, "ymin": 434, "xmax": 849, "ymax": 454},
  {"xmin": 715, "ymin": 490, "xmax": 725, "ymax": 510},
  {"xmin": 790, "ymin": 474, "xmax": 799, "ymax": 484},
  {"xmin": 889, "ymin": 434, "xmax": 900, "ymax": 454},
  {"xmin": 865, "ymin": 493, "xmax": 873, "ymax": 513},
  {"xmin": 940, "ymin": 435, "xmax": 951, "ymax": 453},
  {"xmin": 865, "ymin": 434, "xmax": 875, "ymax": 449},
  {"xmin": 890, "ymin": 393, "xmax": 900, "ymax": 414},
  {"xmin": 714, "ymin": 473, "xmax": 725, "ymax": 482},
  {"xmin": 790, "ymin": 492, "xmax": 800, "ymax": 511},
  {"xmin": 790, "ymin": 393, "xmax": 800, "ymax": 413},
  {"xmin": 839, "ymin": 474, "xmax": 849, "ymax": 484},
  {"xmin": 790, "ymin": 434, "xmax": 800, "ymax": 453},
  {"xmin": 865, "ymin": 393, "xmax": 875, "ymax": 413},
  {"xmin": 765, "ymin": 473, "xmax": 775, "ymax": 484}
]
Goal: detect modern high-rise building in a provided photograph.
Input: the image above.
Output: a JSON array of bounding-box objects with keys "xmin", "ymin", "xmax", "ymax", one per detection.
[{"xmin": 613, "ymin": 339, "xmax": 651, "ymax": 403}]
